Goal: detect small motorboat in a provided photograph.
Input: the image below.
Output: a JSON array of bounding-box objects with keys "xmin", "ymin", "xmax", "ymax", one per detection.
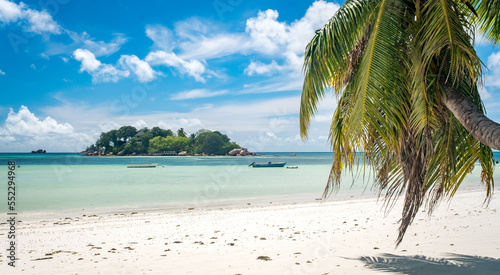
[
  {"xmin": 249, "ymin": 162, "xmax": 286, "ymax": 168},
  {"xmin": 126, "ymin": 163, "xmax": 160, "ymax": 168}
]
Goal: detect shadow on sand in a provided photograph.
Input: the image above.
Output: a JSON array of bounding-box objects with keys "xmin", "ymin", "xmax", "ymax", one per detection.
[{"xmin": 359, "ymin": 253, "xmax": 500, "ymax": 274}]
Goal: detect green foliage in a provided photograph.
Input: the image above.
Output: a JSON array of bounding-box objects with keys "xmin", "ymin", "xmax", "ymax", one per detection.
[
  {"xmin": 117, "ymin": 126, "xmax": 137, "ymax": 142},
  {"xmin": 177, "ymin": 128, "xmax": 187, "ymax": 137},
  {"xmin": 300, "ymin": 0, "xmax": 497, "ymax": 245},
  {"xmin": 194, "ymin": 130, "xmax": 233, "ymax": 155},
  {"xmin": 88, "ymin": 126, "xmax": 240, "ymax": 155},
  {"xmin": 151, "ymin": 127, "xmax": 173, "ymax": 138}
]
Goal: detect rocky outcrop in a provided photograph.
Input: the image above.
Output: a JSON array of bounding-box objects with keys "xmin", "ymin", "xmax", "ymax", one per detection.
[
  {"xmin": 228, "ymin": 148, "xmax": 256, "ymax": 156},
  {"xmin": 31, "ymin": 149, "xmax": 46, "ymax": 153},
  {"xmin": 178, "ymin": 151, "xmax": 188, "ymax": 156}
]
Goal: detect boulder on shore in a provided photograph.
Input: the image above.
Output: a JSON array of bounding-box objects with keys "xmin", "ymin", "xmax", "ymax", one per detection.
[{"xmin": 228, "ymin": 148, "xmax": 255, "ymax": 156}]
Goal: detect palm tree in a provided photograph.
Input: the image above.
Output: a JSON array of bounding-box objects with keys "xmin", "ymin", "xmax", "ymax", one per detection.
[{"xmin": 300, "ymin": 0, "xmax": 500, "ymax": 245}]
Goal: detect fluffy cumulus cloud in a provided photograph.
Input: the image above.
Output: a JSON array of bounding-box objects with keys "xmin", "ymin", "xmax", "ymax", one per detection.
[
  {"xmin": 119, "ymin": 55, "xmax": 156, "ymax": 82},
  {"xmin": 2, "ymin": 105, "xmax": 74, "ymax": 135},
  {"xmin": 145, "ymin": 51, "xmax": 209, "ymax": 83},
  {"xmin": 0, "ymin": 0, "xmax": 22, "ymax": 23},
  {"xmin": 246, "ymin": 9, "xmax": 288, "ymax": 55},
  {"xmin": 73, "ymin": 49, "xmax": 160, "ymax": 83},
  {"xmin": 145, "ymin": 1, "xmax": 338, "ymax": 78},
  {"xmin": 0, "ymin": 106, "xmax": 92, "ymax": 152},
  {"xmin": 137, "ymin": 1, "xmax": 338, "ymax": 83},
  {"xmin": 73, "ymin": 49, "xmax": 130, "ymax": 83},
  {"xmin": 73, "ymin": 49, "xmax": 101, "ymax": 72},
  {"xmin": 0, "ymin": 0, "xmax": 61, "ymax": 34},
  {"xmin": 64, "ymin": 1, "xmax": 337, "ymax": 85},
  {"xmin": 243, "ymin": 0, "xmax": 339, "ymax": 75}
]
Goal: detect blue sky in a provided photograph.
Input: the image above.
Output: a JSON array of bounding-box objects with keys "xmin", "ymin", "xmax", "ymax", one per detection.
[{"xmin": 0, "ymin": 0, "xmax": 499, "ymax": 152}]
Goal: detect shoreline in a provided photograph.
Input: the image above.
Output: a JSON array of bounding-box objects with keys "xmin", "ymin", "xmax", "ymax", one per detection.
[
  {"xmin": 14, "ymin": 183, "xmax": 490, "ymax": 222},
  {"xmin": 3, "ymin": 187, "xmax": 499, "ymax": 273}
]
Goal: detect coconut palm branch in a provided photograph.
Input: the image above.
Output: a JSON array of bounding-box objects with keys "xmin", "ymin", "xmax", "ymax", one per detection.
[{"xmin": 301, "ymin": 0, "xmax": 498, "ymax": 245}]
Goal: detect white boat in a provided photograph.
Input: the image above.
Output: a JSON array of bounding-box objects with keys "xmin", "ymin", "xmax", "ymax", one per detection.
[{"xmin": 126, "ymin": 163, "xmax": 160, "ymax": 168}]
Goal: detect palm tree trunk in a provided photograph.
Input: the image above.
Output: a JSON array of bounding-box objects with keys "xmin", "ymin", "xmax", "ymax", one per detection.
[{"xmin": 442, "ymin": 82, "xmax": 500, "ymax": 150}]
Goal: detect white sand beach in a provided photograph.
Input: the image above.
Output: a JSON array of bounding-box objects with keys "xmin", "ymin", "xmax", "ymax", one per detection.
[{"xmin": 2, "ymin": 188, "xmax": 500, "ymax": 274}]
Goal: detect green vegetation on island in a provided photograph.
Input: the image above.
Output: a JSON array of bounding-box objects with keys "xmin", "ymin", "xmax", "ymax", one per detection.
[{"xmin": 84, "ymin": 126, "xmax": 245, "ymax": 156}]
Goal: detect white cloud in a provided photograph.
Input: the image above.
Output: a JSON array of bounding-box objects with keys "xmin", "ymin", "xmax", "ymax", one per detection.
[
  {"xmin": 0, "ymin": 0, "xmax": 61, "ymax": 34},
  {"xmin": 157, "ymin": 118, "xmax": 203, "ymax": 130},
  {"xmin": 62, "ymin": 1, "xmax": 337, "ymax": 85},
  {"xmin": 79, "ymin": 32, "xmax": 127, "ymax": 57},
  {"xmin": 246, "ymin": 9, "xmax": 288, "ymax": 55},
  {"xmin": 0, "ymin": 0, "xmax": 23, "ymax": 23},
  {"xmin": 243, "ymin": 1, "xmax": 339, "ymax": 75},
  {"xmin": 73, "ymin": 49, "xmax": 130, "ymax": 83},
  {"xmin": 73, "ymin": 49, "xmax": 102, "ymax": 72},
  {"xmin": 146, "ymin": 25, "xmax": 174, "ymax": 51},
  {"xmin": 244, "ymin": 60, "xmax": 283, "ymax": 76},
  {"xmin": 179, "ymin": 34, "xmax": 247, "ymax": 60},
  {"xmin": 140, "ymin": 1, "xmax": 338, "ymax": 81},
  {"xmin": 488, "ymin": 52, "xmax": 500, "ymax": 68},
  {"xmin": 485, "ymin": 51, "xmax": 500, "ymax": 88},
  {"xmin": 91, "ymin": 64, "xmax": 130, "ymax": 83},
  {"xmin": 0, "ymin": 105, "xmax": 95, "ymax": 152},
  {"xmin": 479, "ymin": 85, "xmax": 493, "ymax": 100},
  {"xmin": 0, "ymin": 69, "xmax": 5, "ymax": 75},
  {"xmin": 45, "ymin": 32, "xmax": 127, "ymax": 57},
  {"xmin": 119, "ymin": 55, "xmax": 157, "ymax": 82},
  {"xmin": 171, "ymin": 89, "xmax": 228, "ymax": 100},
  {"xmin": 24, "ymin": 8, "xmax": 61, "ymax": 34},
  {"xmin": 2, "ymin": 105, "xmax": 73, "ymax": 136},
  {"xmin": 145, "ymin": 50, "xmax": 209, "ymax": 83}
]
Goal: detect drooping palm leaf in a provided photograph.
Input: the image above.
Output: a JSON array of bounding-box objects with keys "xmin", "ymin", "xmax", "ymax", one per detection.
[{"xmin": 301, "ymin": 0, "xmax": 495, "ymax": 246}]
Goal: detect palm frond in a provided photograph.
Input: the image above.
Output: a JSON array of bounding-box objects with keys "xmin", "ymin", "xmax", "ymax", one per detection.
[
  {"xmin": 472, "ymin": 0, "xmax": 500, "ymax": 45},
  {"xmin": 418, "ymin": 0, "xmax": 482, "ymax": 84},
  {"xmin": 301, "ymin": 0, "xmax": 378, "ymax": 139}
]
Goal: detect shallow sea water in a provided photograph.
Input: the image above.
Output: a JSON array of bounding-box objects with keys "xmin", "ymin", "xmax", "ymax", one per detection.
[{"xmin": 0, "ymin": 152, "xmax": 498, "ymax": 215}]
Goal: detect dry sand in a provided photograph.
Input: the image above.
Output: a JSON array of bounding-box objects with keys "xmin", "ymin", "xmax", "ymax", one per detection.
[{"xmin": 1, "ymin": 188, "xmax": 499, "ymax": 274}]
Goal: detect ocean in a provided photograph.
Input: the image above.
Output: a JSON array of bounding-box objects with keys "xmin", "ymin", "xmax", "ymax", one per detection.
[{"xmin": 1, "ymin": 152, "xmax": 499, "ymax": 216}]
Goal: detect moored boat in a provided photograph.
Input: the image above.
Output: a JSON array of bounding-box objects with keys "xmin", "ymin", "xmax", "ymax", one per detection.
[
  {"xmin": 126, "ymin": 163, "xmax": 160, "ymax": 168},
  {"xmin": 249, "ymin": 162, "xmax": 286, "ymax": 168}
]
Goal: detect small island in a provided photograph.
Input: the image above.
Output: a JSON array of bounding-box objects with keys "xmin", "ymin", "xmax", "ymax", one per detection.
[
  {"xmin": 83, "ymin": 126, "xmax": 255, "ymax": 156},
  {"xmin": 31, "ymin": 149, "xmax": 47, "ymax": 153}
]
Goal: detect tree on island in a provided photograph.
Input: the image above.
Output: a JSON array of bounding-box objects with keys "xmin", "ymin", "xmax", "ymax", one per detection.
[
  {"xmin": 87, "ymin": 126, "xmax": 241, "ymax": 156},
  {"xmin": 300, "ymin": 0, "xmax": 500, "ymax": 244}
]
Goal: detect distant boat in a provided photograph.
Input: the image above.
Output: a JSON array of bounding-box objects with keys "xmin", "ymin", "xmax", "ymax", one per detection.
[
  {"xmin": 127, "ymin": 163, "xmax": 160, "ymax": 168},
  {"xmin": 249, "ymin": 162, "xmax": 286, "ymax": 168}
]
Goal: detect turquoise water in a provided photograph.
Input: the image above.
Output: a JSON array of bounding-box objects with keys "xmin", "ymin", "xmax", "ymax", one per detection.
[{"xmin": 0, "ymin": 152, "xmax": 498, "ymax": 215}]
